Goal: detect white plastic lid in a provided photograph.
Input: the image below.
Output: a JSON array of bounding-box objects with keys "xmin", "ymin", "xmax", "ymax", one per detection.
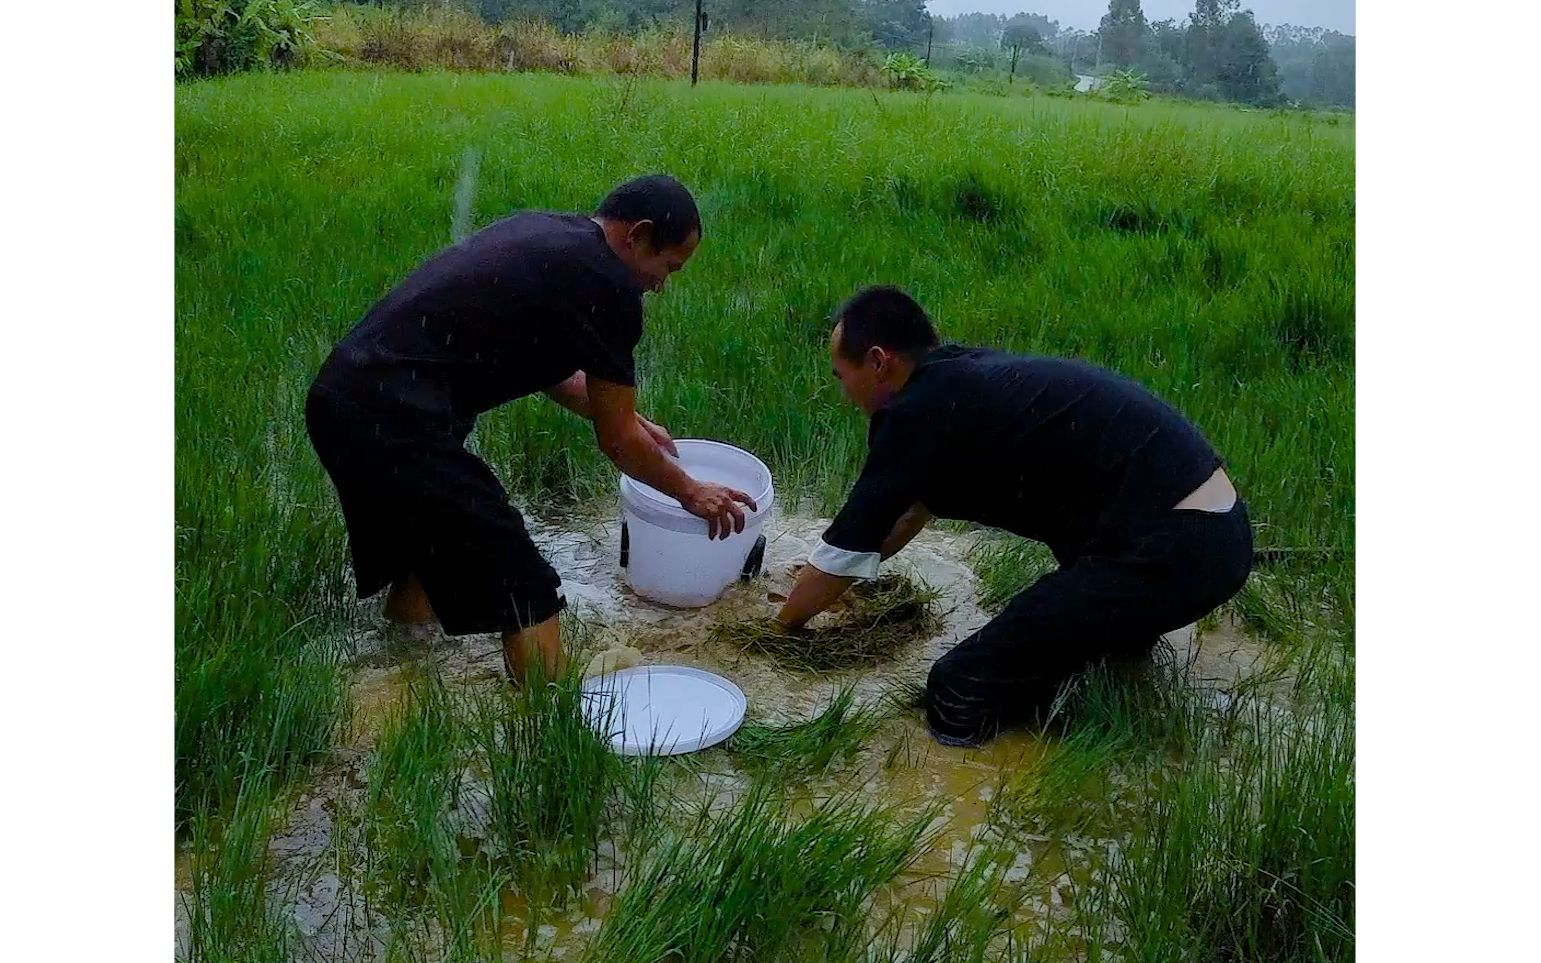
[{"xmin": 580, "ymin": 665, "xmax": 747, "ymax": 756}]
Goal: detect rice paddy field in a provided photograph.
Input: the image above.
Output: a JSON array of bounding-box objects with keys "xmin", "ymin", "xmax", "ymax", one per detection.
[{"xmin": 175, "ymin": 70, "xmax": 1354, "ymax": 962}]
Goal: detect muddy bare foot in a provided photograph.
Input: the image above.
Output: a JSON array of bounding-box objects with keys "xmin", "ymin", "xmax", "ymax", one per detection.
[{"xmin": 384, "ymin": 573, "xmax": 436, "ymax": 625}]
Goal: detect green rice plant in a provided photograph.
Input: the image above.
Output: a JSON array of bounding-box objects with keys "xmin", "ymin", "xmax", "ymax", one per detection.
[
  {"xmin": 357, "ymin": 670, "xmax": 517, "ymax": 961},
  {"xmin": 989, "ymin": 727, "xmax": 1130, "ymax": 838},
  {"xmin": 462, "ymin": 668, "xmax": 624, "ymax": 913},
  {"xmin": 859, "ymin": 841, "xmax": 1028, "ymax": 963},
  {"xmin": 987, "ymin": 658, "xmax": 1224, "ymax": 839},
  {"xmin": 418, "ymin": 857, "xmax": 509, "ymax": 963},
  {"xmin": 965, "ymin": 537, "xmax": 1059, "ymax": 612},
  {"xmin": 180, "ymin": 775, "xmax": 291, "ymax": 963},
  {"xmin": 715, "ymin": 574, "xmax": 941, "ymax": 671},
  {"xmin": 728, "ymin": 685, "xmax": 892, "ymax": 782},
  {"xmin": 1075, "ymin": 695, "xmax": 1355, "ymax": 962},
  {"xmin": 1061, "ymin": 655, "xmax": 1222, "ymax": 755},
  {"xmin": 175, "ymin": 362, "xmax": 352, "ymax": 827},
  {"xmin": 583, "ymin": 783, "xmax": 939, "ymax": 963},
  {"xmin": 1232, "ymin": 571, "xmax": 1306, "ymax": 643},
  {"xmin": 174, "ymin": 606, "xmax": 348, "ymax": 829},
  {"xmin": 361, "ymin": 669, "xmax": 467, "ymax": 910}
]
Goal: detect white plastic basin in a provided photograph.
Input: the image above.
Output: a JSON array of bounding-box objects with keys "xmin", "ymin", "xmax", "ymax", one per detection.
[{"xmin": 620, "ymin": 439, "xmax": 774, "ymax": 607}]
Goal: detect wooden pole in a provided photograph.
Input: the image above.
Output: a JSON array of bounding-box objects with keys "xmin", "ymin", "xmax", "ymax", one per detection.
[
  {"xmin": 691, "ymin": 0, "xmax": 703, "ymax": 86},
  {"xmin": 924, "ymin": 21, "xmax": 934, "ymax": 66}
]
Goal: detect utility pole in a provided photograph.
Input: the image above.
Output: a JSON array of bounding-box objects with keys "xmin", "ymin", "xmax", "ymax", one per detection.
[
  {"xmin": 925, "ymin": 20, "xmax": 934, "ymax": 66},
  {"xmin": 691, "ymin": 0, "xmax": 704, "ymax": 86}
]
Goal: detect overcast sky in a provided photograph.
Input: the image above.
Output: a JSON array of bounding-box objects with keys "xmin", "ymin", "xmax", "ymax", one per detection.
[{"xmin": 924, "ymin": 1, "xmax": 1355, "ymax": 34}]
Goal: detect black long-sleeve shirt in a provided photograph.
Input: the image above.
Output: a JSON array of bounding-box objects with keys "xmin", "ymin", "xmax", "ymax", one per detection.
[{"xmin": 812, "ymin": 345, "xmax": 1222, "ymax": 576}]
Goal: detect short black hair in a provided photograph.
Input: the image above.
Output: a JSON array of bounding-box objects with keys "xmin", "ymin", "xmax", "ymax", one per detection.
[
  {"xmin": 834, "ymin": 286, "xmax": 940, "ymax": 362},
  {"xmin": 595, "ymin": 174, "xmax": 702, "ymax": 248}
]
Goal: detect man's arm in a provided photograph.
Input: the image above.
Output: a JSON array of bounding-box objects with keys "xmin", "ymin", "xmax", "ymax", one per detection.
[
  {"xmin": 545, "ymin": 370, "xmax": 678, "ymax": 455},
  {"xmin": 775, "ymin": 503, "xmax": 929, "ymax": 628},
  {"xmin": 588, "ymin": 377, "xmax": 756, "ymax": 539},
  {"xmin": 544, "ymin": 371, "xmax": 593, "ymax": 418},
  {"xmin": 881, "ymin": 503, "xmax": 931, "ymax": 560}
]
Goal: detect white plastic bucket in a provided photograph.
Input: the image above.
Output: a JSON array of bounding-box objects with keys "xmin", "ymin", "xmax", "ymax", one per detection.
[{"xmin": 620, "ymin": 439, "xmax": 774, "ymax": 607}]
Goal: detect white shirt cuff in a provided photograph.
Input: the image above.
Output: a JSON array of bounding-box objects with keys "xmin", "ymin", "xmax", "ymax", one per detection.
[{"xmin": 807, "ymin": 537, "xmax": 882, "ymax": 579}]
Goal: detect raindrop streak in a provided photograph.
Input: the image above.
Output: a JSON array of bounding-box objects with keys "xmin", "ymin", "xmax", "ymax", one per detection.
[{"xmin": 451, "ymin": 147, "xmax": 481, "ymax": 244}]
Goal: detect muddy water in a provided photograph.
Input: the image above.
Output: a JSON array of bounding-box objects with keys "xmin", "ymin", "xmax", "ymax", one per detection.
[{"xmin": 178, "ymin": 506, "xmax": 1273, "ymax": 959}]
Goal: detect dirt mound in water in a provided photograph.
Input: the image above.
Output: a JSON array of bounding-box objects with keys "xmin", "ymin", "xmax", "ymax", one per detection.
[{"xmin": 710, "ymin": 571, "xmax": 942, "ymax": 672}]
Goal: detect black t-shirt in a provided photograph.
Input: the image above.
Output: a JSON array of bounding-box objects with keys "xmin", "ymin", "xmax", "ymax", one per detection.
[
  {"xmin": 312, "ymin": 212, "xmax": 643, "ymax": 433},
  {"xmin": 817, "ymin": 345, "xmax": 1222, "ymax": 570}
]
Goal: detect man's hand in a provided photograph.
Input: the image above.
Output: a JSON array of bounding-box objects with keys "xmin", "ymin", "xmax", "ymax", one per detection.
[
  {"xmin": 589, "ymin": 378, "xmax": 753, "ymax": 540},
  {"xmin": 680, "ymin": 482, "xmax": 758, "ymax": 540},
  {"xmin": 776, "ymin": 563, "xmax": 856, "ymax": 629},
  {"xmin": 636, "ymin": 414, "xmax": 678, "ymax": 457}
]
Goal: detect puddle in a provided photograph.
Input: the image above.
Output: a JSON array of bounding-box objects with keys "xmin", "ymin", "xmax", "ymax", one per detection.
[{"xmin": 177, "ymin": 505, "xmax": 1278, "ymax": 959}]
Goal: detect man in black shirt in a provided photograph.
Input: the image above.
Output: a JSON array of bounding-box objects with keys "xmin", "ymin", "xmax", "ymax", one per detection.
[
  {"xmin": 775, "ymin": 287, "xmax": 1252, "ymax": 746},
  {"xmin": 307, "ymin": 175, "xmax": 756, "ymax": 680}
]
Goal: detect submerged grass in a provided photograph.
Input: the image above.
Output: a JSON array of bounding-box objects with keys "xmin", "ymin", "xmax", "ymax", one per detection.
[
  {"xmin": 729, "ymin": 685, "xmax": 893, "ymax": 782},
  {"xmin": 583, "ymin": 783, "xmax": 938, "ymax": 963},
  {"xmin": 1077, "ymin": 694, "xmax": 1355, "ymax": 962},
  {"xmin": 180, "ymin": 775, "xmax": 292, "ymax": 963},
  {"xmin": 716, "ymin": 574, "xmax": 941, "ymax": 671},
  {"xmin": 362, "ymin": 669, "xmax": 469, "ymax": 911},
  {"xmin": 344, "ymin": 666, "xmax": 662, "ymax": 957},
  {"xmin": 462, "ymin": 668, "xmax": 628, "ymax": 912},
  {"xmin": 861, "ymin": 843, "xmax": 1028, "ymax": 963}
]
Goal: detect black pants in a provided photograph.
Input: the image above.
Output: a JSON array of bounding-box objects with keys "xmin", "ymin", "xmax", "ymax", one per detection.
[
  {"xmin": 925, "ymin": 501, "xmax": 1253, "ymax": 746},
  {"xmin": 305, "ymin": 386, "xmax": 565, "ymax": 636}
]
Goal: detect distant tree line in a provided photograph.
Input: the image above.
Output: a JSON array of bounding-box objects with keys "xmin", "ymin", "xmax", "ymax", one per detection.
[
  {"xmin": 933, "ymin": 0, "xmax": 1353, "ymax": 108},
  {"xmin": 1264, "ymin": 22, "xmax": 1355, "ymax": 108},
  {"xmin": 179, "ymin": 0, "xmax": 1352, "ymax": 107}
]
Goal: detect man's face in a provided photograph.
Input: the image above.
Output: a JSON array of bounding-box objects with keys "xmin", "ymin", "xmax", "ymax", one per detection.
[
  {"xmin": 621, "ymin": 223, "xmax": 699, "ymax": 293},
  {"xmin": 830, "ymin": 322, "xmax": 891, "ymax": 417}
]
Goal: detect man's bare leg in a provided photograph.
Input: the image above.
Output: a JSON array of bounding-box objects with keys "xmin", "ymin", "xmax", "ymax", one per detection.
[
  {"xmin": 384, "ymin": 572, "xmax": 435, "ymax": 625},
  {"xmin": 502, "ymin": 615, "xmax": 564, "ymax": 684}
]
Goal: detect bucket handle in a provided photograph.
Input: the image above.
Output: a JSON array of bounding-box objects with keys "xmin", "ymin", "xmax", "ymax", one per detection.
[{"xmin": 740, "ymin": 534, "xmax": 766, "ymax": 581}]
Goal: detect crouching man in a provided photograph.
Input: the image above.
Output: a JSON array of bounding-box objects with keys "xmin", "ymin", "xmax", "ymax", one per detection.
[{"xmin": 775, "ymin": 287, "xmax": 1252, "ymax": 746}]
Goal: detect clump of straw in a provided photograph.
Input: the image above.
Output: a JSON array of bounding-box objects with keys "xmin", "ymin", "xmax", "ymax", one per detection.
[{"xmin": 712, "ymin": 574, "xmax": 941, "ymax": 672}]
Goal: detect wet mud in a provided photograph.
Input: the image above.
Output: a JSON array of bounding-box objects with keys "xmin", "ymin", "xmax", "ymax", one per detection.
[{"xmin": 176, "ymin": 506, "xmax": 1278, "ymax": 959}]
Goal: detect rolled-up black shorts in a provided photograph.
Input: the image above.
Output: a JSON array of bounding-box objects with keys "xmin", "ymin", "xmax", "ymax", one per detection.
[
  {"xmin": 304, "ymin": 385, "xmax": 565, "ymax": 636},
  {"xmin": 926, "ymin": 500, "xmax": 1253, "ymax": 746}
]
